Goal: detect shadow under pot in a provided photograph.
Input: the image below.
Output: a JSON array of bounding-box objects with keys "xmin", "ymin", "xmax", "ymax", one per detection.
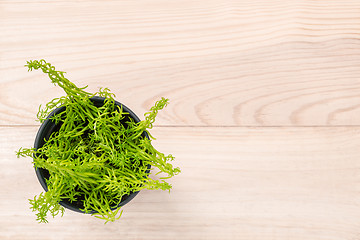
[{"xmin": 33, "ymin": 96, "xmax": 150, "ymax": 214}]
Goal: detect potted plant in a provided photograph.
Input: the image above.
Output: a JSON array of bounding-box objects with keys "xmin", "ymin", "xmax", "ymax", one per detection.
[{"xmin": 16, "ymin": 59, "xmax": 180, "ymax": 223}]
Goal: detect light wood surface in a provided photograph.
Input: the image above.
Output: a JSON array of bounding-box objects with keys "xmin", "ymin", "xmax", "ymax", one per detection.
[{"xmin": 1, "ymin": 0, "xmax": 360, "ymax": 239}]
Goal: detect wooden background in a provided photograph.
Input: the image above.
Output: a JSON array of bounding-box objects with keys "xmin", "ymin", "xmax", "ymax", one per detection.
[{"xmin": 1, "ymin": 0, "xmax": 360, "ymax": 239}]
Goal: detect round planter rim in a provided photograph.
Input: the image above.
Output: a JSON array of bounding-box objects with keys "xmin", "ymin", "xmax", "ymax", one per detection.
[{"xmin": 34, "ymin": 96, "xmax": 149, "ymax": 214}]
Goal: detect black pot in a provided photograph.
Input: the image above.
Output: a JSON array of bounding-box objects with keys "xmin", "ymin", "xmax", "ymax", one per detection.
[{"xmin": 34, "ymin": 96, "xmax": 149, "ymax": 214}]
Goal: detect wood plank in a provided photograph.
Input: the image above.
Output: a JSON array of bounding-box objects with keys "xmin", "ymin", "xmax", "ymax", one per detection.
[
  {"xmin": 2, "ymin": 126, "xmax": 360, "ymax": 239},
  {"xmin": 1, "ymin": 0, "xmax": 360, "ymax": 126}
]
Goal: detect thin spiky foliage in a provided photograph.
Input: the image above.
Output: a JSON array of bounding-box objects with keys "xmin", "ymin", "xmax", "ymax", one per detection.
[{"xmin": 16, "ymin": 60, "xmax": 180, "ymax": 223}]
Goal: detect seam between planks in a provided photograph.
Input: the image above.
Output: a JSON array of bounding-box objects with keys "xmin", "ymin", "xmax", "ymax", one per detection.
[{"xmin": 2, "ymin": 125, "xmax": 360, "ymax": 128}]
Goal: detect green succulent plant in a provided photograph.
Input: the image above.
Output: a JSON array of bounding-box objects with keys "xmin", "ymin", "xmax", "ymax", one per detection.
[{"xmin": 16, "ymin": 60, "xmax": 180, "ymax": 223}]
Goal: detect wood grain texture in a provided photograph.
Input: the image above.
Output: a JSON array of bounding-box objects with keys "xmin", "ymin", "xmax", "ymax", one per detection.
[
  {"xmin": 0, "ymin": 0, "xmax": 360, "ymax": 126},
  {"xmin": 1, "ymin": 0, "xmax": 360, "ymax": 239},
  {"xmin": 2, "ymin": 126, "xmax": 360, "ymax": 240}
]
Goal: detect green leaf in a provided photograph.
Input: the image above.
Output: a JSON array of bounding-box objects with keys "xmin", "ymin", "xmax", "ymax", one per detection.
[{"xmin": 17, "ymin": 59, "xmax": 180, "ymax": 223}]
